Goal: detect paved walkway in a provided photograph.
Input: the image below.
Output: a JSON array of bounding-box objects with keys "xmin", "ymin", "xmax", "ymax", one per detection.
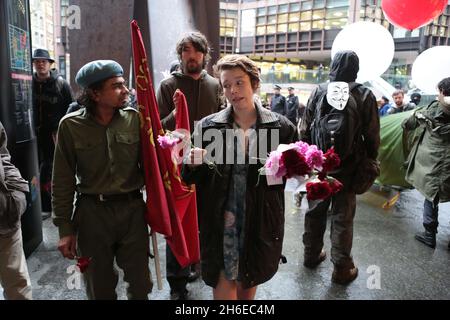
[{"xmin": 2, "ymin": 187, "xmax": 450, "ymax": 300}]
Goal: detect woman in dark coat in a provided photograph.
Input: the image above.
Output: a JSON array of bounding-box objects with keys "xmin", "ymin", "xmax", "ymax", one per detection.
[{"xmin": 183, "ymin": 55, "xmax": 297, "ymax": 299}]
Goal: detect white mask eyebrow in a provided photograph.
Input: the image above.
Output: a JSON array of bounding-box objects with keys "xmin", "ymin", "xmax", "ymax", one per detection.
[{"xmin": 327, "ymin": 81, "xmax": 350, "ymax": 110}]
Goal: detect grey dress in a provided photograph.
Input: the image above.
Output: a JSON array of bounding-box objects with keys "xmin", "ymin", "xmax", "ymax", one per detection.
[{"xmin": 222, "ymin": 122, "xmax": 254, "ymax": 281}]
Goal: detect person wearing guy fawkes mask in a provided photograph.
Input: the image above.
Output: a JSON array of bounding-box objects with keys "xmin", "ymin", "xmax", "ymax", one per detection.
[
  {"xmin": 157, "ymin": 31, "xmax": 222, "ymax": 300},
  {"xmin": 299, "ymin": 50, "xmax": 380, "ymax": 285},
  {"xmin": 403, "ymin": 77, "xmax": 450, "ymax": 250}
]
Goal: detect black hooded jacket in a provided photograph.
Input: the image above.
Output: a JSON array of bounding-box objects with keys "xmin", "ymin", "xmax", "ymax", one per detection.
[
  {"xmin": 33, "ymin": 69, "xmax": 73, "ymax": 132},
  {"xmin": 299, "ymin": 50, "xmax": 380, "ymax": 168}
]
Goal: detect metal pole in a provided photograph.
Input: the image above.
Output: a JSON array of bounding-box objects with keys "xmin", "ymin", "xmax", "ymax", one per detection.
[{"xmin": 151, "ymin": 232, "xmax": 163, "ymax": 290}]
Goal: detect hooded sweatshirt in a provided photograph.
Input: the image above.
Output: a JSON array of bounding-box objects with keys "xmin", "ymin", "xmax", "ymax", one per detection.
[
  {"xmin": 329, "ymin": 50, "xmax": 359, "ymax": 83},
  {"xmin": 300, "ymin": 50, "xmax": 380, "ymax": 163},
  {"xmin": 157, "ymin": 70, "xmax": 222, "ymax": 132},
  {"xmin": 32, "ymin": 69, "xmax": 73, "ymax": 132}
]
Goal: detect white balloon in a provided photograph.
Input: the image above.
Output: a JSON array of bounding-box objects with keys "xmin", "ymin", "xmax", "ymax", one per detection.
[
  {"xmin": 331, "ymin": 21, "xmax": 395, "ymax": 83},
  {"xmin": 411, "ymin": 46, "xmax": 450, "ymax": 94}
]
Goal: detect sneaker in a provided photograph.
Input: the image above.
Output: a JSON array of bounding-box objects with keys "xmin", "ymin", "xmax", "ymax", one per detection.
[
  {"xmin": 304, "ymin": 249, "xmax": 326, "ymax": 269},
  {"xmin": 332, "ymin": 266, "xmax": 359, "ymax": 285}
]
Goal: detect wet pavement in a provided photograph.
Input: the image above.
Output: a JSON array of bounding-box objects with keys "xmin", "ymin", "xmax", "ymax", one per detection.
[{"xmin": 1, "ymin": 187, "xmax": 450, "ymax": 300}]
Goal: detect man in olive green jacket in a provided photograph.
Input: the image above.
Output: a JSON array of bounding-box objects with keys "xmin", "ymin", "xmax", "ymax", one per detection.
[
  {"xmin": 403, "ymin": 77, "xmax": 450, "ymax": 250},
  {"xmin": 52, "ymin": 60, "xmax": 152, "ymax": 299}
]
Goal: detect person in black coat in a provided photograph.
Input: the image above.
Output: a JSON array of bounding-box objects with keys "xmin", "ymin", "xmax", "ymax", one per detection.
[{"xmin": 269, "ymin": 85, "xmax": 286, "ymax": 116}]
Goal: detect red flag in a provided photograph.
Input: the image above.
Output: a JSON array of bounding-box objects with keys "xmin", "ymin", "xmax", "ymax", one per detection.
[{"xmin": 131, "ymin": 20, "xmax": 199, "ymax": 268}]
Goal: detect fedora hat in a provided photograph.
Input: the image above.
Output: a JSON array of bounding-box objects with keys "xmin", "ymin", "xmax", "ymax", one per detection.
[{"xmin": 32, "ymin": 49, "xmax": 55, "ymax": 63}]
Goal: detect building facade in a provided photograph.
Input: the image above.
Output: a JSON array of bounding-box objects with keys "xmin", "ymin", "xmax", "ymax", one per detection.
[
  {"xmin": 29, "ymin": 0, "xmax": 70, "ymax": 79},
  {"xmin": 30, "ymin": 0, "xmax": 56, "ymax": 58},
  {"xmin": 220, "ymin": 0, "xmax": 450, "ymax": 90}
]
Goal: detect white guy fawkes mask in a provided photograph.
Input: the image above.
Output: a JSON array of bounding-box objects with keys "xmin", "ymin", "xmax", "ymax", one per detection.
[{"xmin": 327, "ymin": 81, "xmax": 350, "ymax": 110}]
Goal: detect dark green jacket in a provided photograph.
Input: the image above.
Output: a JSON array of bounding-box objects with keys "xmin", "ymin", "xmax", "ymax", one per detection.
[
  {"xmin": 182, "ymin": 103, "xmax": 297, "ymax": 289},
  {"xmin": 403, "ymin": 101, "xmax": 450, "ymax": 202},
  {"xmin": 52, "ymin": 107, "xmax": 144, "ymax": 237}
]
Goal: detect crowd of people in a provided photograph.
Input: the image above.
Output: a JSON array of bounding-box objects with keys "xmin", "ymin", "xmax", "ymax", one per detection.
[
  {"xmin": 378, "ymin": 90, "xmax": 422, "ymax": 117},
  {"xmin": 1, "ymin": 29, "xmax": 449, "ymax": 301},
  {"xmin": 268, "ymin": 84, "xmax": 306, "ymax": 127}
]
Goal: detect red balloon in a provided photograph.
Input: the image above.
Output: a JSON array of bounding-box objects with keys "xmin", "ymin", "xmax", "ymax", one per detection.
[{"xmin": 381, "ymin": 0, "xmax": 448, "ymax": 30}]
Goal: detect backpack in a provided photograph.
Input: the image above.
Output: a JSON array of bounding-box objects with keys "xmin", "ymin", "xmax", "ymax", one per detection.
[{"xmin": 310, "ymin": 82, "xmax": 362, "ymax": 162}]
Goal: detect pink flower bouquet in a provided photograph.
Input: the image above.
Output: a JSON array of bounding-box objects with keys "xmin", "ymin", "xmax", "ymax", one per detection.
[{"xmin": 262, "ymin": 142, "xmax": 343, "ymax": 202}]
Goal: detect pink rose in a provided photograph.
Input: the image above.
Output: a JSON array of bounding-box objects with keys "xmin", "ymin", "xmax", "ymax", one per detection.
[
  {"xmin": 305, "ymin": 145, "xmax": 324, "ymax": 170},
  {"xmin": 157, "ymin": 135, "xmax": 180, "ymax": 149},
  {"xmin": 266, "ymin": 150, "xmax": 287, "ymax": 178}
]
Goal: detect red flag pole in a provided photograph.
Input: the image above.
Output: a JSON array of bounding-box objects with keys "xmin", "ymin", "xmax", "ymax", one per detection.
[
  {"xmin": 132, "ymin": 19, "xmax": 199, "ymax": 280},
  {"xmin": 131, "ymin": 20, "xmax": 168, "ymax": 291},
  {"xmin": 151, "ymin": 232, "xmax": 163, "ymax": 290}
]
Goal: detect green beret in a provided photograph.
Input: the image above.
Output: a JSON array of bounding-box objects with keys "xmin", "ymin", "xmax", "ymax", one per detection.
[{"xmin": 75, "ymin": 60, "xmax": 123, "ymax": 88}]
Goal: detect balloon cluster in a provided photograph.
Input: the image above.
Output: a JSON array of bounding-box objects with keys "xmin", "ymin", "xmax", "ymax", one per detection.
[{"xmin": 330, "ymin": 1, "xmax": 449, "ymax": 93}]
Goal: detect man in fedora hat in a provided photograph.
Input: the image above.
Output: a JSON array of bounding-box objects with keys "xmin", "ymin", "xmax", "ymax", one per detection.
[{"xmin": 32, "ymin": 49, "xmax": 73, "ymax": 217}]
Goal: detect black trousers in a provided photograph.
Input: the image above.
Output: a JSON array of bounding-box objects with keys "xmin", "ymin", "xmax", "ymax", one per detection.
[
  {"xmin": 166, "ymin": 244, "xmax": 190, "ymax": 293},
  {"xmin": 303, "ymin": 185, "xmax": 356, "ymax": 269},
  {"xmin": 37, "ymin": 130, "xmax": 55, "ymax": 212}
]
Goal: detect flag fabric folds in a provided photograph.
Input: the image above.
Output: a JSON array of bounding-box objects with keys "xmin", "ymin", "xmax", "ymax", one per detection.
[{"xmin": 131, "ymin": 20, "xmax": 200, "ymax": 268}]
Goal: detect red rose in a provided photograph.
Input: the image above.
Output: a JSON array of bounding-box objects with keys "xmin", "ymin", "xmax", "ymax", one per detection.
[
  {"xmin": 306, "ymin": 181, "xmax": 332, "ymax": 201},
  {"xmin": 281, "ymin": 149, "xmax": 311, "ymax": 178},
  {"xmin": 317, "ymin": 171, "xmax": 327, "ymax": 181},
  {"xmin": 76, "ymin": 257, "xmax": 91, "ymax": 273},
  {"xmin": 329, "ymin": 178, "xmax": 343, "ymax": 195},
  {"xmin": 323, "ymin": 147, "xmax": 341, "ymax": 173}
]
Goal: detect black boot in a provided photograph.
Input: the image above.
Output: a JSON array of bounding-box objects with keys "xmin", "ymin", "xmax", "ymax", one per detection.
[{"xmin": 415, "ymin": 230, "xmax": 436, "ymax": 248}]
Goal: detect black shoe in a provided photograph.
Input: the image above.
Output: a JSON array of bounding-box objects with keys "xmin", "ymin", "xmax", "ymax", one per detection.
[
  {"xmin": 332, "ymin": 266, "xmax": 359, "ymax": 285},
  {"xmin": 415, "ymin": 230, "xmax": 436, "ymax": 249},
  {"xmin": 170, "ymin": 289, "xmax": 188, "ymax": 300},
  {"xmin": 447, "ymin": 240, "xmax": 450, "ymax": 251},
  {"xmin": 42, "ymin": 211, "xmax": 51, "ymax": 220},
  {"xmin": 187, "ymin": 270, "xmax": 200, "ymax": 283},
  {"xmin": 304, "ymin": 249, "xmax": 326, "ymax": 269}
]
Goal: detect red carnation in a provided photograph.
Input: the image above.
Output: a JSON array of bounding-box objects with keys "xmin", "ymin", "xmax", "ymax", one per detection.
[
  {"xmin": 76, "ymin": 257, "xmax": 91, "ymax": 273},
  {"xmin": 322, "ymin": 147, "xmax": 341, "ymax": 173},
  {"xmin": 329, "ymin": 178, "xmax": 343, "ymax": 195},
  {"xmin": 281, "ymin": 149, "xmax": 311, "ymax": 178},
  {"xmin": 306, "ymin": 181, "xmax": 332, "ymax": 201}
]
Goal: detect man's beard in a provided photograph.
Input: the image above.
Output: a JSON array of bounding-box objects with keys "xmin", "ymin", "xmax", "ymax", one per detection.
[{"xmin": 184, "ymin": 60, "xmax": 203, "ymax": 74}]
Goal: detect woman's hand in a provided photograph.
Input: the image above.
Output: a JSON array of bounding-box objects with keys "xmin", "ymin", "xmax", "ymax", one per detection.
[{"xmin": 187, "ymin": 147, "xmax": 207, "ymax": 168}]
